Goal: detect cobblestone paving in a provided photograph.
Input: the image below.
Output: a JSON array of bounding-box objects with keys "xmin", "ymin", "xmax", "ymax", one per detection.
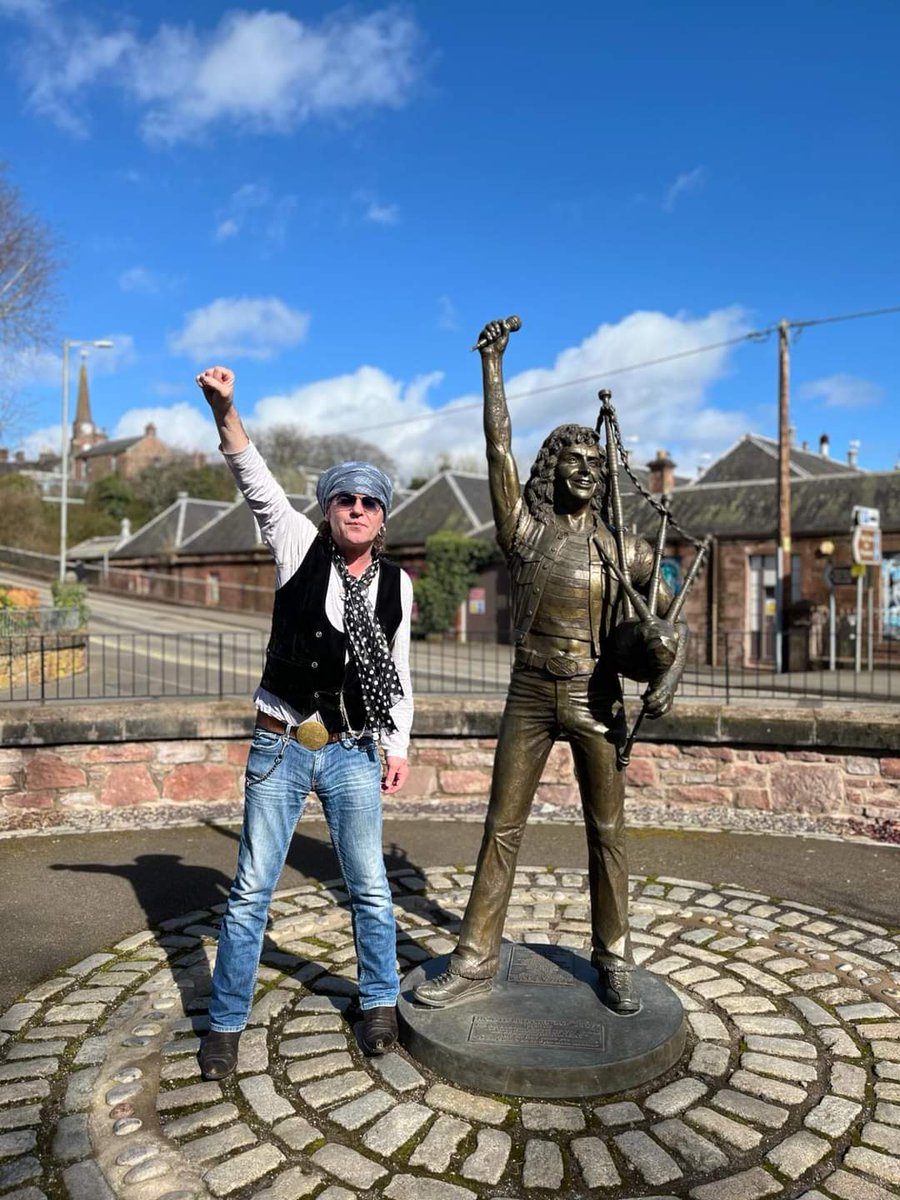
[{"xmin": 2, "ymin": 868, "xmax": 900, "ymax": 1200}]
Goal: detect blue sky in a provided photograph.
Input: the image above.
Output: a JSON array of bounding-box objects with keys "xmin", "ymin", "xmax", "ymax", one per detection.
[{"xmin": 2, "ymin": 0, "xmax": 898, "ymax": 483}]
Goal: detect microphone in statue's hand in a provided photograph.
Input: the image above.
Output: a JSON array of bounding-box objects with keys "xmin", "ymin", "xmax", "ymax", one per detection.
[{"xmin": 472, "ymin": 315, "xmax": 522, "ymax": 351}]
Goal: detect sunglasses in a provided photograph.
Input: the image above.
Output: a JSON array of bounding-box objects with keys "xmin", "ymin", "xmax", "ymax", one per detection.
[{"xmin": 331, "ymin": 493, "xmax": 383, "ymax": 514}]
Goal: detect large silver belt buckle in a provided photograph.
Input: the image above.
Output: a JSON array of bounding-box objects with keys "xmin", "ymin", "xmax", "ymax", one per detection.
[
  {"xmin": 546, "ymin": 654, "xmax": 579, "ymax": 678},
  {"xmin": 295, "ymin": 719, "xmax": 329, "ymax": 750}
]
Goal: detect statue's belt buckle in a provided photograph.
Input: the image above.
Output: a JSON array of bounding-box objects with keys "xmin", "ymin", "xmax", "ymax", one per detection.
[
  {"xmin": 295, "ymin": 719, "xmax": 329, "ymax": 750},
  {"xmin": 545, "ymin": 654, "xmax": 581, "ymax": 678}
]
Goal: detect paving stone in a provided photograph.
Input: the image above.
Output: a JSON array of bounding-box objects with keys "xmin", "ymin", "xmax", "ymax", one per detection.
[
  {"xmin": 280, "ymin": 1034, "xmax": 347, "ymax": 1058},
  {"xmin": 63, "ymin": 1067, "xmax": 100, "ymax": 1113},
  {"xmin": 520, "ymin": 1102, "xmax": 585, "ymax": 1131},
  {"xmin": 733, "ymin": 1015, "xmax": 804, "ymax": 1036},
  {"xmin": 710, "ymin": 1088, "xmax": 789, "ymax": 1128},
  {"xmin": 0, "ymin": 1107, "xmax": 42, "ymax": 1131},
  {"xmin": 156, "ymin": 1081, "xmax": 222, "ymax": 1111},
  {"xmin": 645, "ymin": 1078, "xmax": 707, "ymax": 1116},
  {"xmin": 237, "ymin": 1027, "xmax": 269, "ymax": 1073},
  {"xmin": 523, "ymin": 1138, "xmax": 564, "ymax": 1189},
  {"xmin": 862, "ymin": 1120, "xmax": 900, "ymax": 1154},
  {"xmin": 743, "ymin": 1034, "xmax": 818, "ymax": 1060},
  {"xmin": 689, "ymin": 1166, "xmax": 782, "ymax": 1199},
  {"xmin": 0, "ymin": 1081, "xmax": 50, "ymax": 1107},
  {"xmin": 837, "ymin": 1002, "xmax": 897, "ymax": 1021},
  {"xmin": 0, "ymin": 1130, "xmax": 37, "ymax": 1158},
  {"xmin": 787, "ymin": 997, "xmax": 838, "ymax": 1026},
  {"xmin": 685, "ymin": 1106, "xmax": 762, "ymax": 1150},
  {"xmin": 204, "ymin": 1144, "xmax": 286, "ymax": 1196},
  {"xmin": 309, "ymin": 1143, "xmax": 387, "ymax": 1188},
  {"xmin": 843, "ymin": 1145, "xmax": 900, "ymax": 1187},
  {"xmin": 0, "ymin": 1006, "xmax": 40, "ymax": 1033},
  {"xmin": 368, "ymin": 1052, "xmax": 425, "ymax": 1092},
  {"xmin": 286, "ymin": 1053, "xmax": 354, "ymax": 1084},
  {"xmin": 0, "ymin": 1189, "xmax": 46, "ymax": 1200},
  {"xmin": 299, "ymin": 1072, "xmax": 371, "ymax": 1109},
  {"xmin": 595, "ymin": 1101, "xmax": 643, "ymax": 1126},
  {"xmin": 163, "ymin": 1103, "xmax": 240, "ymax": 1138},
  {"xmin": 43, "ymin": 1003, "xmax": 105, "ymax": 1024},
  {"xmin": 614, "ymin": 1130, "xmax": 682, "ymax": 1185},
  {"xmin": 250, "ymin": 1165, "xmax": 322, "ymax": 1200},
  {"xmin": 7, "ymin": 1041, "xmax": 67, "ymax": 1061},
  {"xmin": 817, "ymin": 1027, "xmax": 860, "ymax": 1057},
  {"xmin": 0, "ymin": 1060, "xmax": 57, "ymax": 1082},
  {"xmin": 239, "ymin": 1075, "xmax": 295, "ymax": 1123},
  {"xmin": 823, "ymin": 1167, "xmax": 900, "ymax": 1200},
  {"xmin": 183, "ymin": 1122, "xmax": 257, "ymax": 1164},
  {"xmin": 766, "ymin": 1129, "xmax": 830, "ymax": 1178},
  {"xmin": 384, "ymin": 1177, "xmax": 476, "ymax": 1200},
  {"xmin": 571, "ymin": 1136, "xmax": 621, "ymax": 1187},
  {"xmin": 653, "ymin": 1119, "xmax": 729, "ymax": 1171},
  {"xmin": 460, "ymin": 1128, "xmax": 512, "ymax": 1184},
  {"xmin": 729, "ymin": 1068, "xmax": 807, "ymax": 1106},
  {"xmin": 50, "ymin": 1114, "xmax": 90, "ymax": 1162},
  {"xmin": 831, "ymin": 1061, "xmax": 868, "ymax": 1099},
  {"xmin": 716, "ymin": 996, "xmax": 776, "ymax": 1016},
  {"xmin": 362, "ymin": 1102, "xmax": 432, "ymax": 1156},
  {"xmin": 687, "ymin": 1012, "xmax": 729, "ymax": 1042},
  {"xmin": 60, "ymin": 1160, "xmax": 113, "ymax": 1200},
  {"xmin": 803, "ymin": 1095, "xmax": 861, "ymax": 1136},
  {"xmin": 425, "ymin": 1084, "xmax": 508, "ymax": 1126},
  {"xmin": 409, "ymin": 1115, "xmax": 470, "ymax": 1172},
  {"xmin": 281, "ymin": 1014, "xmax": 343, "ymax": 1035},
  {"xmin": 689, "ymin": 1043, "xmax": 730, "ymax": 1076},
  {"xmin": 329, "ymin": 1089, "xmax": 393, "ymax": 1131},
  {"xmin": 270, "ymin": 1116, "xmax": 321, "ymax": 1152}
]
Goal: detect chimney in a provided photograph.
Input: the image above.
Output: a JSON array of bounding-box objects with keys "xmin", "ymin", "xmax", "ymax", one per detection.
[
  {"xmin": 801, "ymin": 439, "xmax": 809, "ymax": 452},
  {"xmin": 0, "ymin": 449, "xmax": 7, "ymax": 463},
  {"xmin": 119, "ymin": 517, "xmax": 131, "ymax": 541},
  {"xmin": 144, "ymin": 422, "xmax": 157, "ymax": 437},
  {"xmin": 847, "ymin": 440, "xmax": 860, "ymax": 469},
  {"xmin": 819, "ymin": 433, "xmax": 830, "ymax": 458},
  {"xmin": 647, "ymin": 448, "xmax": 676, "ymax": 495},
  {"xmin": 788, "ymin": 424, "xmax": 796, "ymax": 447},
  {"xmin": 14, "ymin": 450, "xmax": 25, "ymax": 463}
]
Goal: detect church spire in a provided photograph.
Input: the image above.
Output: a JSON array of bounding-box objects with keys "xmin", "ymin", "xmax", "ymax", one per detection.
[{"xmin": 73, "ymin": 352, "xmax": 93, "ymax": 437}]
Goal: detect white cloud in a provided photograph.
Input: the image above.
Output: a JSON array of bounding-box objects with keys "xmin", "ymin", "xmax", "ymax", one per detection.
[
  {"xmin": 112, "ymin": 404, "xmax": 219, "ymax": 454},
  {"xmin": 16, "ymin": 423, "xmax": 62, "ymax": 460},
  {"xmin": 234, "ymin": 307, "xmax": 752, "ymax": 481},
  {"xmin": 797, "ymin": 373, "xmax": 883, "ymax": 409},
  {"xmin": 118, "ymin": 266, "xmax": 176, "ymax": 295},
  {"xmin": 169, "ymin": 297, "xmax": 310, "ymax": 361},
  {"xmin": 213, "ymin": 182, "xmax": 296, "ymax": 244},
  {"xmin": 437, "ymin": 295, "xmax": 460, "ymax": 333},
  {"xmin": 365, "ymin": 201, "xmax": 399, "ymax": 225},
  {"xmin": 663, "ymin": 166, "xmax": 706, "ymax": 212},
  {"xmin": 1, "ymin": 4, "xmax": 421, "ymax": 143},
  {"xmin": 2, "ymin": 335, "xmax": 135, "ymax": 389}
]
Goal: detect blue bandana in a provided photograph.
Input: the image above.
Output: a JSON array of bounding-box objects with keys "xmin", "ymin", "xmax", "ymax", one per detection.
[{"xmin": 316, "ymin": 461, "xmax": 393, "ymax": 516}]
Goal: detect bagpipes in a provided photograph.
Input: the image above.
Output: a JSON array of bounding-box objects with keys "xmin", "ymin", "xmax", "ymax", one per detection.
[{"xmin": 596, "ymin": 390, "xmax": 710, "ymax": 766}]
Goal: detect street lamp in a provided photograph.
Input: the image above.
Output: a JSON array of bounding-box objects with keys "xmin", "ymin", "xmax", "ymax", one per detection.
[{"xmin": 59, "ymin": 338, "xmax": 113, "ymax": 582}]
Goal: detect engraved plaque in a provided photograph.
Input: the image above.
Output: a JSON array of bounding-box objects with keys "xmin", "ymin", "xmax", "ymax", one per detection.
[
  {"xmin": 506, "ymin": 944, "xmax": 575, "ymax": 985},
  {"xmin": 468, "ymin": 1016, "xmax": 606, "ymax": 1050}
]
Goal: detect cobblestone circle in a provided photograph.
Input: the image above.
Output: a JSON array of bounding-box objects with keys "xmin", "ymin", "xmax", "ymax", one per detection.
[{"xmin": 2, "ymin": 867, "xmax": 900, "ymax": 1200}]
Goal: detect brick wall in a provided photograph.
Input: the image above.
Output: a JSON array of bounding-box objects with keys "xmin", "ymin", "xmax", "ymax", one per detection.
[{"xmin": 0, "ymin": 698, "xmax": 896, "ymax": 835}]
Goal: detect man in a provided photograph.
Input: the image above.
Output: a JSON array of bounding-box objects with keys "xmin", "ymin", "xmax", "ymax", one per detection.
[
  {"xmin": 195, "ymin": 366, "xmax": 413, "ymax": 1080},
  {"xmin": 414, "ymin": 320, "xmax": 686, "ymax": 1015}
]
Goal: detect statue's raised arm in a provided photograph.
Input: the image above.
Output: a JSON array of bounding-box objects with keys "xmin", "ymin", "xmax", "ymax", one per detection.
[{"xmin": 476, "ymin": 317, "xmax": 522, "ymax": 541}]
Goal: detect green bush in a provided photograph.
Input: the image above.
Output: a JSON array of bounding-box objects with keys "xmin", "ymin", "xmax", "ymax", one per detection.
[
  {"xmin": 413, "ymin": 533, "xmax": 494, "ymax": 635},
  {"xmin": 51, "ymin": 580, "xmax": 90, "ymax": 627}
]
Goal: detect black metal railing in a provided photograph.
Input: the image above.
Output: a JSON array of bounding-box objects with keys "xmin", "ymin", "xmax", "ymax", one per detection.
[{"xmin": 1, "ymin": 628, "xmax": 897, "ymax": 705}]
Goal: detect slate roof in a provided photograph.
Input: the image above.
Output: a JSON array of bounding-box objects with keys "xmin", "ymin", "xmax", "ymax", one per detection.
[
  {"xmin": 625, "ymin": 470, "xmax": 900, "ymax": 542},
  {"xmin": 697, "ymin": 434, "xmax": 859, "ymax": 485},
  {"xmin": 110, "ymin": 497, "xmax": 232, "ymax": 559},
  {"xmin": 76, "ymin": 435, "xmax": 142, "ymax": 460},
  {"xmin": 176, "ymin": 494, "xmax": 317, "ymax": 556}
]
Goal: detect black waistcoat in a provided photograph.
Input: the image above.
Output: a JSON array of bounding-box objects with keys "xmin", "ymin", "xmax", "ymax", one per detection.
[{"xmin": 259, "ymin": 538, "xmax": 403, "ymax": 731}]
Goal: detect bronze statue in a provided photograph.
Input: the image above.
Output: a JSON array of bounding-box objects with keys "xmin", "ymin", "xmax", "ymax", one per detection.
[{"xmin": 414, "ymin": 317, "xmax": 693, "ymax": 1015}]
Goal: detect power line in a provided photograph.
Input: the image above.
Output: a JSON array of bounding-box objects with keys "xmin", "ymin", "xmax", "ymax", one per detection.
[{"xmin": 337, "ymin": 303, "xmax": 900, "ymax": 437}]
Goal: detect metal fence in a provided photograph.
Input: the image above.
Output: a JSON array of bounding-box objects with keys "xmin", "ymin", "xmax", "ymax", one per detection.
[{"xmin": 1, "ymin": 628, "xmax": 897, "ymax": 705}]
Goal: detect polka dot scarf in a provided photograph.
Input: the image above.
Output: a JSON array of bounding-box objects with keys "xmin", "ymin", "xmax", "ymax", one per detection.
[{"xmin": 331, "ymin": 545, "xmax": 403, "ymax": 734}]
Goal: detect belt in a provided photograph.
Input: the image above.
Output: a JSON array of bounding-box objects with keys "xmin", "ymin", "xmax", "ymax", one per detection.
[
  {"xmin": 514, "ymin": 647, "xmax": 598, "ymax": 677},
  {"xmin": 255, "ymin": 710, "xmax": 344, "ymax": 745}
]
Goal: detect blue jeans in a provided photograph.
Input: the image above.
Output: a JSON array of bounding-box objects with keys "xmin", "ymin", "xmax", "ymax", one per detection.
[{"xmin": 208, "ymin": 728, "xmax": 399, "ymax": 1032}]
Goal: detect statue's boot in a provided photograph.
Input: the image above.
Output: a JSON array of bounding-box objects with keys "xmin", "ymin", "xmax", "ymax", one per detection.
[
  {"xmin": 592, "ymin": 955, "xmax": 640, "ymax": 1015},
  {"xmin": 413, "ymin": 968, "xmax": 492, "ymax": 1008}
]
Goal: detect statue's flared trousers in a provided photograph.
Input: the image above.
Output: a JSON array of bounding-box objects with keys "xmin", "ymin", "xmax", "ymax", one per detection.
[{"xmin": 451, "ymin": 666, "xmax": 631, "ymax": 980}]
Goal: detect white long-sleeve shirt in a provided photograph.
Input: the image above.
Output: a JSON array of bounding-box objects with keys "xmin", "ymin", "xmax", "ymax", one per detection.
[{"xmin": 224, "ymin": 442, "xmax": 414, "ymax": 758}]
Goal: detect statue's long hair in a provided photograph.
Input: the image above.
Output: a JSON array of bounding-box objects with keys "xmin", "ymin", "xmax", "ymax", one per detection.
[{"xmin": 522, "ymin": 423, "xmax": 609, "ymax": 525}]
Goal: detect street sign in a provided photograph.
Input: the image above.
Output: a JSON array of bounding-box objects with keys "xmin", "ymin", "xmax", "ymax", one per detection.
[
  {"xmin": 853, "ymin": 505, "xmax": 880, "ymax": 529},
  {"xmin": 852, "ymin": 526, "xmax": 882, "ymax": 566},
  {"xmin": 824, "ymin": 563, "xmax": 855, "ymax": 589}
]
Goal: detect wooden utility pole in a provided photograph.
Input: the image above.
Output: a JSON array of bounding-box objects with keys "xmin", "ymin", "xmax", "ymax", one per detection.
[{"xmin": 775, "ymin": 320, "xmax": 791, "ymax": 672}]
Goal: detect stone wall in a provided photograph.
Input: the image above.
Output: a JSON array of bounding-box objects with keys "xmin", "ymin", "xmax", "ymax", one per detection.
[{"xmin": 0, "ymin": 698, "xmax": 896, "ymax": 835}]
